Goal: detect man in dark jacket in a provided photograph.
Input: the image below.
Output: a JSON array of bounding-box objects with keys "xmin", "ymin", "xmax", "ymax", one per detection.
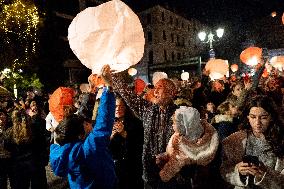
[{"xmin": 113, "ymin": 74, "xmax": 194, "ymax": 189}]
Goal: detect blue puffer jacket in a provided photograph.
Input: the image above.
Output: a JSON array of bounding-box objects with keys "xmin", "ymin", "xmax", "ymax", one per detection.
[{"xmin": 50, "ymin": 89, "xmax": 116, "ymax": 189}]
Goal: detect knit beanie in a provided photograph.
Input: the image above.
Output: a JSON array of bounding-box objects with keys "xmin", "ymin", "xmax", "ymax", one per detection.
[{"xmin": 174, "ymin": 106, "xmax": 204, "ymax": 141}]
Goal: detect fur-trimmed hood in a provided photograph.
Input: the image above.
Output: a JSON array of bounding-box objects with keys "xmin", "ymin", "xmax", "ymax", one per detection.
[
  {"xmin": 159, "ymin": 120, "xmax": 219, "ymax": 182},
  {"xmin": 172, "ymin": 120, "xmax": 219, "ymax": 165},
  {"xmin": 214, "ymin": 114, "xmax": 233, "ymax": 123}
]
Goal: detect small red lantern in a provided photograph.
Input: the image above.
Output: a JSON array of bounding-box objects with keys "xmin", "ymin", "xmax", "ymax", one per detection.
[
  {"xmin": 230, "ymin": 64, "xmax": 238, "ymax": 72},
  {"xmin": 134, "ymin": 78, "xmax": 146, "ymax": 95},
  {"xmin": 240, "ymin": 47, "xmax": 262, "ymax": 66}
]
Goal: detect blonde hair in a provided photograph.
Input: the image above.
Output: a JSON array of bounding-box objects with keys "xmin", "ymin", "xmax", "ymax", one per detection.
[
  {"xmin": 217, "ymin": 101, "xmax": 231, "ymax": 115},
  {"xmin": 11, "ymin": 110, "xmax": 32, "ymax": 145}
]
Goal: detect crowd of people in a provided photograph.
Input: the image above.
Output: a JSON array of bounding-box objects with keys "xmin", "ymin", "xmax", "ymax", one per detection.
[{"xmin": 0, "ymin": 64, "xmax": 283, "ymax": 189}]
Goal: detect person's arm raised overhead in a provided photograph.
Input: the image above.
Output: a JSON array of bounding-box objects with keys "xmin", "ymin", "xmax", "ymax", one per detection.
[
  {"xmin": 111, "ymin": 72, "xmax": 148, "ymax": 120},
  {"xmin": 83, "ymin": 64, "xmax": 115, "ymax": 155}
]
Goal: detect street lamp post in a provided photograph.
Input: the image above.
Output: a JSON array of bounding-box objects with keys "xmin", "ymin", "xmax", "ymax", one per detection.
[{"xmin": 198, "ymin": 28, "xmax": 224, "ymax": 59}]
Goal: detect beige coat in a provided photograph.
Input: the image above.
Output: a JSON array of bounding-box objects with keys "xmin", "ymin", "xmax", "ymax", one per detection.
[
  {"xmin": 159, "ymin": 120, "xmax": 219, "ymax": 182},
  {"xmin": 221, "ymin": 130, "xmax": 284, "ymax": 189}
]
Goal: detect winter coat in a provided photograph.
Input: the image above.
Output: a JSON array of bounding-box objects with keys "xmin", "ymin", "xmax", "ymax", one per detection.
[
  {"xmin": 0, "ymin": 125, "xmax": 11, "ymax": 159},
  {"xmin": 212, "ymin": 114, "xmax": 238, "ymax": 141},
  {"xmin": 221, "ymin": 130, "xmax": 284, "ymax": 189},
  {"xmin": 50, "ymin": 89, "xmax": 116, "ymax": 189},
  {"xmin": 113, "ymin": 75, "xmax": 179, "ymax": 188},
  {"xmin": 159, "ymin": 120, "xmax": 219, "ymax": 182},
  {"xmin": 109, "ymin": 116, "xmax": 144, "ymax": 189},
  {"xmin": 4, "ymin": 113, "xmax": 49, "ymax": 189}
]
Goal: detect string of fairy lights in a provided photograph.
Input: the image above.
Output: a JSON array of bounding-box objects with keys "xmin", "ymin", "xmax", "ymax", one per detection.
[{"xmin": 0, "ymin": 0, "xmax": 40, "ymax": 68}]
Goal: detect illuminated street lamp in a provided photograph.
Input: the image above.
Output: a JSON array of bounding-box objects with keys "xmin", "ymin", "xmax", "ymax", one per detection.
[{"xmin": 198, "ymin": 28, "xmax": 224, "ymax": 59}]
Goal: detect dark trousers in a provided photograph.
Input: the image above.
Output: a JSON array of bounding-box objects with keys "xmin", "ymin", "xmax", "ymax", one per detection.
[
  {"xmin": 10, "ymin": 159, "xmax": 47, "ymax": 189},
  {"xmin": 0, "ymin": 158, "xmax": 12, "ymax": 189}
]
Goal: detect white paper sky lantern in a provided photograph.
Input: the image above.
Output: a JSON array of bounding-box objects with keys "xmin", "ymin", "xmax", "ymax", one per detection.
[
  {"xmin": 68, "ymin": 0, "xmax": 145, "ymax": 74},
  {"xmin": 152, "ymin": 72, "xmax": 168, "ymax": 86},
  {"xmin": 128, "ymin": 67, "xmax": 137, "ymax": 76},
  {"xmin": 205, "ymin": 59, "xmax": 229, "ymax": 79},
  {"xmin": 270, "ymin": 56, "xmax": 284, "ymax": 71},
  {"xmin": 230, "ymin": 64, "xmax": 238, "ymax": 72},
  {"xmin": 181, "ymin": 71, "xmax": 189, "ymax": 81}
]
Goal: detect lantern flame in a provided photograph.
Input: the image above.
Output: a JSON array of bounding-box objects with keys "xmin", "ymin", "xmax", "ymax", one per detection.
[{"xmin": 247, "ymin": 56, "xmax": 259, "ymax": 66}]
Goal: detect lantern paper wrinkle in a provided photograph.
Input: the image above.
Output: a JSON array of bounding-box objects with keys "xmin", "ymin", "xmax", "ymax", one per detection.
[{"xmin": 68, "ymin": 0, "xmax": 145, "ymax": 74}]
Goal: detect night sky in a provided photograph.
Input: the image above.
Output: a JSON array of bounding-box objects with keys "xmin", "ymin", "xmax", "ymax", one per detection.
[
  {"xmin": 32, "ymin": 0, "xmax": 284, "ymax": 90},
  {"xmin": 124, "ymin": 0, "xmax": 283, "ymax": 24}
]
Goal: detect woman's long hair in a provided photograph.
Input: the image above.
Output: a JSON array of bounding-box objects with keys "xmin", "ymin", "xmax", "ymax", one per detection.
[
  {"xmin": 11, "ymin": 109, "xmax": 32, "ymax": 145},
  {"xmin": 242, "ymin": 95, "xmax": 284, "ymax": 158}
]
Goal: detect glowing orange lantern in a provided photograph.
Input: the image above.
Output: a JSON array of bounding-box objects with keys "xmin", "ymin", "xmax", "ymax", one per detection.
[
  {"xmin": 134, "ymin": 78, "xmax": 146, "ymax": 95},
  {"xmin": 271, "ymin": 11, "xmax": 277, "ymax": 17},
  {"xmin": 270, "ymin": 56, "xmax": 284, "ymax": 71},
  {"xmin": 205, "ymin": 59, "xmax": 229, "ymax": 80},
  {"xmin": 282, "ymin": 12, "xmax": 284, "ymax": 24},
  {"xmin": 49, "ymin": 87, "xmax": 75, "ymax": 122},
  {"xmin": 240, "ymin": 47, "xmax": 262, "ymax": 66},
  {"xmin": 230, "ymin": 64, "xmax": 238, "ymax": 72},
  {"xmin": 128, "ymin": 68, "xmax": 137, "ymax": 76}
]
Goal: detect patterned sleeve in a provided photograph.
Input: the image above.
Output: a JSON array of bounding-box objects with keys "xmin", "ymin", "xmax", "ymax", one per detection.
[{"xmin": 112, "ymin": 72, "xmax": 149, "ymax": 120}]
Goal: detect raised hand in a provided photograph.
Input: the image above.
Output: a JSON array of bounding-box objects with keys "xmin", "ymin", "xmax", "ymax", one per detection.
[{"xmin": 100, "ymin": 64, "xmax": 113, "ymax": 87}]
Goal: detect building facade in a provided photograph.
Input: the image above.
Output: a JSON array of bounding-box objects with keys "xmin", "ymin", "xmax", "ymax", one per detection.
[{"xmin": 136, "ymin": 5, "xmax": 207, "ymax": 82}]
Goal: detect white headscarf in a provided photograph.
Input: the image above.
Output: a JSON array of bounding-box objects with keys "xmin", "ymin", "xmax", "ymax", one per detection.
[{"xmin": 174, "ymin": 106, "xmax": 204, "ymax": 141}]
